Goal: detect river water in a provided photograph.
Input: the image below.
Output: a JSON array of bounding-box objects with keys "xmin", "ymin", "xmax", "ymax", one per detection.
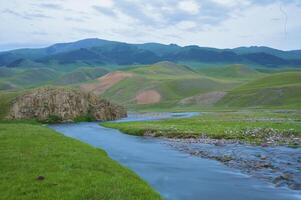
[{"xmin": 50, "ymin": 113, "xmax": 301, "ymax": 200}]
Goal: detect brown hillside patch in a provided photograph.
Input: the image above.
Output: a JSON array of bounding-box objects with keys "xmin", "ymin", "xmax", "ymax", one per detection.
[
  {"xmin": 179, "ymin": 91, "xmax": 227, "ymax": 106},
  {"xmin": 136, "ymin": 90, "xmax": 161, "ymax": 104},
  {"xmin": 80, "ymin": 71, "xmax": 133, "ymax": 95}
]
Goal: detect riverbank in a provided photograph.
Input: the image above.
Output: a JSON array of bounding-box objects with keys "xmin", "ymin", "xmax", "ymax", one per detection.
[
  {"xmin": 0, "ymin": 122, "xmax": 161, "ymax": 200},
  {"xmin": 50, "ymin": 121, "xmax": 301, "ymax": 200},
  {"xmin": 102, "ymin": 111, "xmax": 301, "ymax": 146},
  {"xmin": 101, "ymin": 111, "xmax": 301, "ymax": 191},
  {"xmin": 164, "ymin": 138, "xmax": 301, "ymax": 190},
  {"xmin": 102, "ymin": 111, "xmax": 301, "ymax": 190}
]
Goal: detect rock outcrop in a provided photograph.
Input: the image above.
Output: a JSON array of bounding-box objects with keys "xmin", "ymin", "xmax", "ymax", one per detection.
[{"xmin": 8, "ymin": 87, "xmax": 127, "ymax": 122}]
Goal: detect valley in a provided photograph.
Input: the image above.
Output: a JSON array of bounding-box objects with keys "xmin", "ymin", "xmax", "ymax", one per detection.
[
  {"xmin": 1, "ymin": 38, "xmax": 301, "ymax": 200},
  {"xmin": 2, "ymin": 0, "xmax": 301, "ymax": 198}
]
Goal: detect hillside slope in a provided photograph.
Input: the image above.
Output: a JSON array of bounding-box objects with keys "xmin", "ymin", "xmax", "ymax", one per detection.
[
  {"xmin": 217, "ymin": 72, "xmax": 301, "ymax": 109},
  {"xmin": 0, "ymin": 68, "xmax": 59, "ymax": 90},
  {"xmin": 0, "ymin": 67, "xmax": 110, "ymax": 90},
  {"xmin": 81, "ymin": 62, "xmax": 239, "ymax": 109},
  {"xmin": 55, "ymin": 67, "xmax": 109, "ymax": 85},
  {"xmin": 197, "ymin": 64, "xmax": 265, "ymax": 80}
]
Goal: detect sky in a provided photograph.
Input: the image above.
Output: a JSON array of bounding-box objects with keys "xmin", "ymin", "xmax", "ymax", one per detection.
[{"xmin": 0, "ymin": 0, "xmax": 301, "ymax": 51}]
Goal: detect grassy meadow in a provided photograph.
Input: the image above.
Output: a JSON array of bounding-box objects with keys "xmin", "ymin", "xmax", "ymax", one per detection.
[
  {"xmin": 102, "ymin": 110, "xmax": 301, "ymax": 145},
  {"xmin": 0, "ymin": 122, "xmax": 162, "ymax": 200}
]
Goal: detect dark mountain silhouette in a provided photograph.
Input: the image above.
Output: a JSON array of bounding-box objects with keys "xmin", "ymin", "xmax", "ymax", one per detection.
[{"xmin": 0, "ymin": 38, "xmax": 300, "ymax": 68}]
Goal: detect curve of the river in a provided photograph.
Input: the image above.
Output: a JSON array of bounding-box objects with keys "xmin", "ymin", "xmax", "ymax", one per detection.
[{"xmin": 50, "ymin": 113, "xmax": 301, "ymax": 200}]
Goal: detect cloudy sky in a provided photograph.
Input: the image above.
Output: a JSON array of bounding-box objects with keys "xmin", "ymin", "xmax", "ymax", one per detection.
[{"xmin": 0, "ymin": 0, "xmax": 301, "ymax": 51}]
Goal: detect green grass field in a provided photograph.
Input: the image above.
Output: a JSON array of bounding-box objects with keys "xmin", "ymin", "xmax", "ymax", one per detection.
[
  {"xmin": 102, "ymin": 111, "xmax": 301, "ymax": 144},
  {"xmin": 0, "ymin": 122, "xmax": 161, "ymax": 200}
]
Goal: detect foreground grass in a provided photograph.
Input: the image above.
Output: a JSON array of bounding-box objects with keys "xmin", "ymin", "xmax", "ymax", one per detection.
[
  {"xmin": 0, "ymin": 123, "xmax": 161, "ymax": 200},
  {"xmin": 102, "ymin": 111, "xmax": 301, "ymax": 144}
]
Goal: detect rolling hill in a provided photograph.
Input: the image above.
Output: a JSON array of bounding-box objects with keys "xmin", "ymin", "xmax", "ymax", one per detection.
[
  {"xmin": 0, "ymin": 67, "xmax": 109, "ymax": 90},
  {"xmin": 0, "ymin": 68, "xmax": 59, "ymax": 90},
  {"xmin": 217, "ymin": 72, "xmax": 301, "ymax": 109},
  {"xmin": 196, "ymin": 64, "xmax": 265, "ymax": 80},
  {"xmin": 79, "ymin": 62, "xmax": 301, "ymax": 110},
  {"xmin": 0, "ymin": 61, "xmax": 300, "ymax": 111},
  {"xmin": 55, "ymin": 67, "xmax": 109, "ymax": 85},
  {"xmin": 80, "ymin": 62, "xmax": 240, "ymax": 109}
]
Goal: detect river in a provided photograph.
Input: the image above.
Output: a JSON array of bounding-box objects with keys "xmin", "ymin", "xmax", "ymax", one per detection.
[{"xmin": 50, "ymin": 112, "xmax": 301, "ymax": 200}]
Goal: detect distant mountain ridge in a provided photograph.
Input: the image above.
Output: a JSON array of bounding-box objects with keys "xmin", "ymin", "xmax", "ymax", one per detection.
[{"xmin": 1, "ymin": 38, "xmax": 301, "ymax": 68}]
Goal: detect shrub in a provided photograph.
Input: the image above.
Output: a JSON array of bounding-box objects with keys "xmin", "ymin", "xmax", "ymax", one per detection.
[{"xmin": 42, "ymin": 115, "xmax": 63, "ymax": 124}]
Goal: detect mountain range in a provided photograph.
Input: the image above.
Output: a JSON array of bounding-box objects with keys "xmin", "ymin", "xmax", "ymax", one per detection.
[{"xmin": 1, "ymin": 38, "xmax": 301, "ymax": 69}]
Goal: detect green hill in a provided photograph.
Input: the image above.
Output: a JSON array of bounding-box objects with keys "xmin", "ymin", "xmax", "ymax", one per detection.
[
  {"xmin": 197, "ymin": 64, "xmax": 265, "ymax": 80},
  {"xmin": 0, "ymin": 68, "xmax": 59, "ymax": 90},
  {"xmin": 0, "ymin": 68, "xmax": 16, "ymax": 78},
  {"xmin": 55, "ymin": 67, "xmax": 109, "ymax": 85},
  {"xmin": 217, "ymin": 72, "xmax": 301, "ymax": 109},
  {"xmin": 0, "ymin": 67, "xmax": 109, "ymax": 90},
  {"xmin": 91, "ymin": 62, "xmax": 239, "ymax": 109},
  {"xmin": 9, "ymin": 68, "xmax": 58, "ymax": 86}
]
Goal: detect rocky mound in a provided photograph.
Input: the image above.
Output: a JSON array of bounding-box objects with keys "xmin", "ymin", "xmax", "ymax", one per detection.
[{"xmin": 8, "ymin": 87, "xmax": 127, "ymax": 122}]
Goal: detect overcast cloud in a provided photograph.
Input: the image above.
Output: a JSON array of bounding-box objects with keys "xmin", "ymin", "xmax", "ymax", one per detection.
[{"xmin": 0, "ymin": 0, "xmax": 300, "ymax": 51}]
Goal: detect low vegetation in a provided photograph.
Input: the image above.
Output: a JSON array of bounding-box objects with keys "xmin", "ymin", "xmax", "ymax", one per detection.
[
  {"xmin": 0, "ymin": 122, "xmax": 162, "ymax": 200},
  {"xmin": 102, "ymin": 111, "xmax": 301, "ymax": 145},
  {"xmin": 218, "ymin": 71, "xmax": 301, "ymax": 109}
]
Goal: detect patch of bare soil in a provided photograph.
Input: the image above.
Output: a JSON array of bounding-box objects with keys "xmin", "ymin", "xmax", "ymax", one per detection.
[
  {"xmin": 135, "ymin": 90, "xmax": 161, "ymax": 104},
  {"xmin": 80, "ymin": 71, "xmax": 133, "ymax": 95},
  {"xmin": 178, "ymin": 91, "xmax": 227, "ymax": 106}
]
